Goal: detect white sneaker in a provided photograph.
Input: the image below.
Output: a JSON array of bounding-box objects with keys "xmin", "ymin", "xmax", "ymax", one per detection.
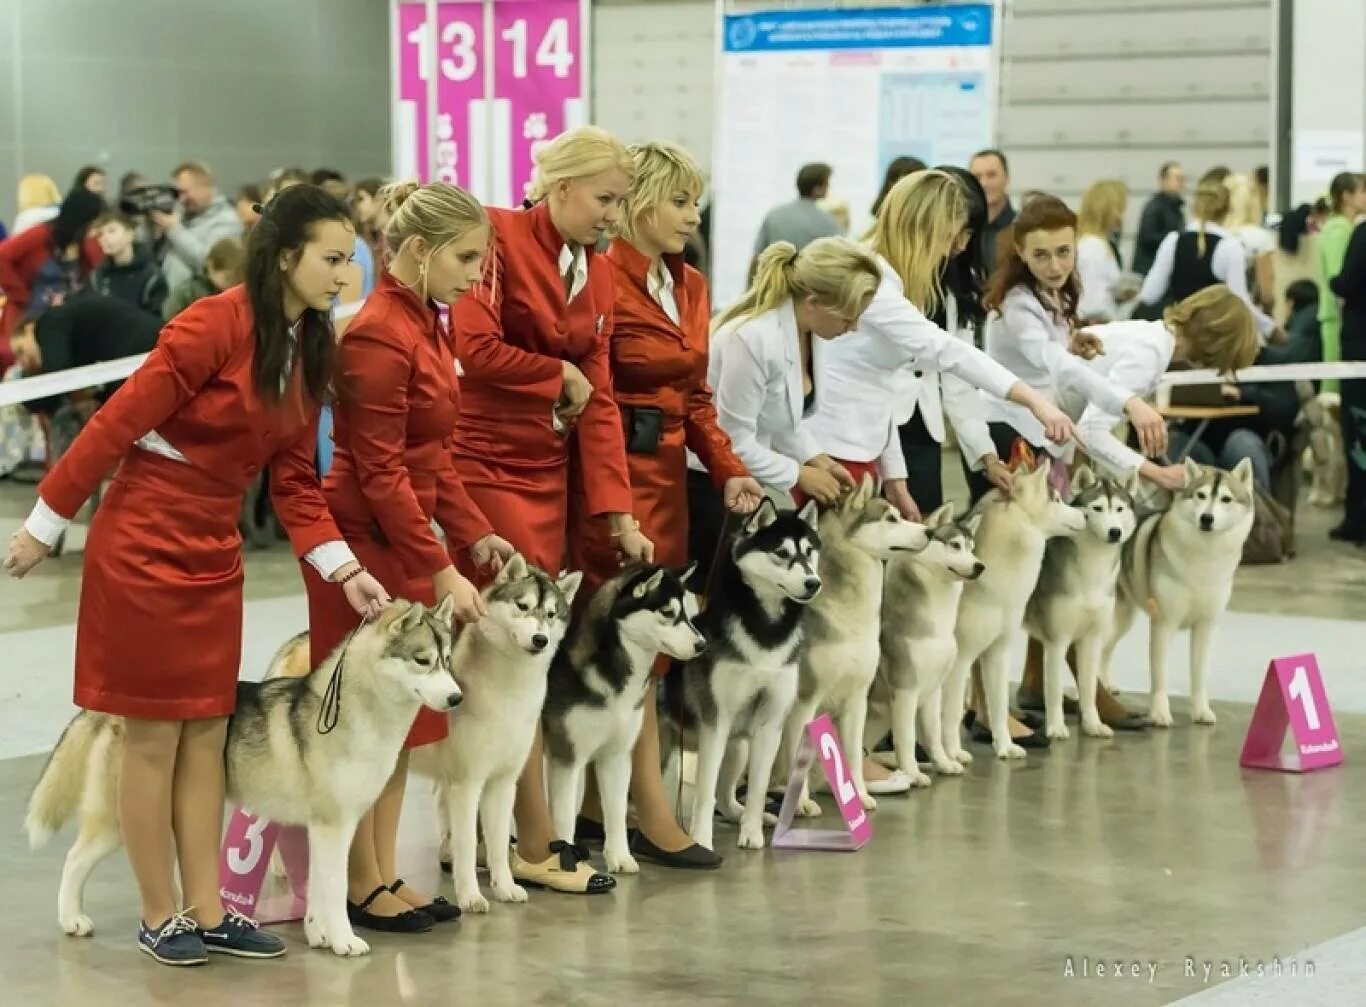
[{"xmin": 865, "ymin": 769, "xmax": 913, "ymax": 795}]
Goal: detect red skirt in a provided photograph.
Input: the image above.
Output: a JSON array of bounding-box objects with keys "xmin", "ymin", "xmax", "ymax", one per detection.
[
  {"xmin": 302, "ymin": 534, "xmax": 448, "ymax": 749},
  {"xmin": 789, "ymin": 457, "xmax": 880, "ymax": 508},
  {"xmin": 452, "ymin": 452, "xmax": 568, "ymax": 579},
  {"xmin": 74, "ymin": 450, "xmax": 244, "ymax": 720}
]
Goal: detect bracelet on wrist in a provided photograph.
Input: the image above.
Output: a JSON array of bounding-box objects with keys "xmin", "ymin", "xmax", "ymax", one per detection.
[{"xmin": 336, "ymin": 565, "xmax": 366, "ymax": 586}]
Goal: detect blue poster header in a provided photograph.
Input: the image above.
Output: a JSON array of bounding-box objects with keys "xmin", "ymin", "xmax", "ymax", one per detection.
[{"xmin": 724, "ymin": 4, "xmax": 992, "ymax": 53}]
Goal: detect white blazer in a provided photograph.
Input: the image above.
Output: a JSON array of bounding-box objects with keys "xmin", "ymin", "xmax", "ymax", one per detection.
[
  {"xmin": 1069, "ymin": 319, "xmax": 1175, "ymax": 476},
  {"xmin": 707, "ymin": 300, "xmax": 823, "ymax": 490}
]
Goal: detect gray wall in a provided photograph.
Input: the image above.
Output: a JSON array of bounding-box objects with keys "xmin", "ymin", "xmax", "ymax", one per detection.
[{"xmin": 1, "ymin": 0, "xmax": 392, "ymax": 224}]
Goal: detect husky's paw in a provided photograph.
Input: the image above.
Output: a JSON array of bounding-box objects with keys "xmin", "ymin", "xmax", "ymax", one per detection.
[
  {"xmin": 1148, "ymin": 698, "xmax": 1174, "ymax": 728},
  {"xmin": 304, "ymin": 913, "xmax": 327, "ymax": 949},
  {"xmin": 491, "ymin": 880, "xmax": 528, "ymax": 904},
  {"xmin": 858, "ymin": 791, "xmax": 878, "ymax": 812},
  {"xmin": 1191, "ymin": 704, "xmax": 1218, "ymax": 726},
  {"xmin": 1045, "ymin": 721, "xmax": 1070, "ymax": 741},
  {"xmin": 762, "ymin": 809, "xmax": 779, "ymax": 828},
  {"xmin": 605, "ymin": 851, "xmax": 640, "ymax": 875},
  {"xmin": 60, "ymin": 913, "xmax": 94, "ymax": 937},
  {"xmin": 952, "ymin": 748, "xmax": 974, "ymax": 766},
  {"xmin": 995, "ymin": 742, "xmax": 1027, "ymax": 760},
  {"xmin": 1081, "ymin": 718, "xmax": 1114, "ymax": 739},
  {"xmin": 720, "ymin": 799, "xmax": 745, "ymax": 823},
  {"xmin": 457, "ymin": 889, "xmax": 492, "ymax": 913},
  {"xmin": 909, "ymin": 769, "xmax": 933, "ymax": 788},
  {"xmin": 328, "ymin": 929, "xmax": 370, "ymax": 957},
  {"xmin": 933, "ymin": 758, "xmax": 965, "ymax": 776},
  {"xmin": 796, "ymin": 797, "xmax": 822, "ymax": 818},
  {"xmin": 737, "ymin": 824, "xmax": 766, "ymax": 850}
]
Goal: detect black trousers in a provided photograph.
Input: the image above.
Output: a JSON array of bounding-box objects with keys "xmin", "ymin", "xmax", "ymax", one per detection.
[
  {"xmin": 895, "ymin": 409, "xmax": 944, "ymax": 515},
  {"xmin": 686, "ymin": 467, "xmax": 728, "ymax": 591},
  {"xmin": 1342, "ymin": 331, "xmax": 1366, "ymax": 532},
  {"xmin": 961, "ymin": 422, "xmax": 1032, "ymax": 505}
]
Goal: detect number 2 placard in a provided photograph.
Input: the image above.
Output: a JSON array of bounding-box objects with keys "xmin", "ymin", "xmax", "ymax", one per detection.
[
  {"xmin": 1241, "ymin": 653, "xmax": 1344, "ymax": 773},
  {"xmin": 773, "ymin": 714, "xmax": 873, "ymax": 851}
]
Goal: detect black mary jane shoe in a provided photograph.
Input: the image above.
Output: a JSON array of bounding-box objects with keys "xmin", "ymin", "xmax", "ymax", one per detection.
[
  {"xmin": 347, "ymin": 884, "xmax": 435, "ymax": 933},
  {"xmin": 390, "ymin": 879, "xmax": 460, "ymax": 923},
  {"xmin": 1016, "ymin": 691, "xmax": 1080, "ymax": 717},
  {"xmin": 964, "ymin": 711, "xmax": 1050, "ymax": 750},
  {"xmin": 629, "ymin": 831, "xmax": 723, "ymax": 870}
]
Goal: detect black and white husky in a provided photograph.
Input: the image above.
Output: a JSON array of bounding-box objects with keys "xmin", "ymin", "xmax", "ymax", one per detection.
[
  {"xmin": 669, "ymin": 498, "xmax": 823, "ymax": 852},
  {"xmin": 542, "ymin": 564, "xmax": 706, "ymax": 875}
]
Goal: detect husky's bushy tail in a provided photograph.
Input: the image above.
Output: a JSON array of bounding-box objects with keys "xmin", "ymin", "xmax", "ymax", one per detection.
[{"xmin": 24, "ymin": 712, "xmax": 108, "ymax": 849}]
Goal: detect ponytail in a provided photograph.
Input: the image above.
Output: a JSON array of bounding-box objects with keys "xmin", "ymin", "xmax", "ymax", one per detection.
[{"xmin": 714, "ymin": 237, "xmax": 881, "ymax": 334}]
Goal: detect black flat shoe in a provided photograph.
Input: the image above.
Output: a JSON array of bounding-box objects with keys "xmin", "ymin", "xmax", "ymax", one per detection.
[
  {"xmin": 1329, "ymin": 522, "xmax": 1366, "ymax": 543},
  {"xmin": 1017, "ymin": 690, "xmax": 1080, "ymax": 717},
  {"xmin": 629, "ymin": 831, "xmax": 723, "ymax": 870},
  {"xmin": 1017, "ymin": 709, "xmax": 1045, "ymax": 730},
  {"xmin": 1102, "ymin": 710, "xmax": 1151, "ymax": 731},
  {"xmin": 969, "ymin": 720, "xmax": 1051, "ymax": 750},
  {"xmin": 574, "ymin": 815, "xmax": 606, "ymax": 843},
  {"xmin": 390, "ymin": 879, "xmax": 460, "ymax": 923},
  {"xmin": 347, "ymin": 884, "xmax": 435, "ymax": 933}
]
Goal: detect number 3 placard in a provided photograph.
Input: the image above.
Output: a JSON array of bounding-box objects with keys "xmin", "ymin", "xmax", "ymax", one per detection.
[
  {"xmin": 218, "ymin": 808, "xmax": 309, "ymax": 924},
  {"xmin": 772, "ymin": 714, "xmax": 873, "ymax": 851},
  {"xmin": 1241, "ymin": 653, "xmax": 1344, "ymax": 773}
]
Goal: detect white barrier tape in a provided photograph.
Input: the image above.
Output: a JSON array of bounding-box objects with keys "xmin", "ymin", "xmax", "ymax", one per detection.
[
  {"xmin": 0, "ymin": 354, "xmax": 149, "ymax": 408},
  {"xmin": 1159, "ymin": 361, "xmax": 1366, "ymax": 386}
]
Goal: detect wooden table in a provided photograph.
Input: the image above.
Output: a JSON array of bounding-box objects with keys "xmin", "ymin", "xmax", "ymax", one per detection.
[{"xmin": 1158, "ymin": 404, "xmax": 1261, "ymax": 461}]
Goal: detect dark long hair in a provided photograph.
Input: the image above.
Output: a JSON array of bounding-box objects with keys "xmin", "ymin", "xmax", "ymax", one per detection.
[
  {"xmin": 50, "ymin": 188, "xmax": 104, "ymax": 250},
  {"xmin": 932, "ymin": 165, "xmax": 988, "ymax": 329},
  {"xmin": 244, "ymin": 184, "xmax": 350, "ymax": 405},
  {"xmin": 983, "ymin": 193, "xmax": 1080, "ymax": 324},
  {"xmin": 871, "ymin": 156, "xmax": 927, "ymax": 216}
]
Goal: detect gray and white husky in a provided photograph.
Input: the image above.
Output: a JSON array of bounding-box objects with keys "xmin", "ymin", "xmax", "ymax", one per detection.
[
  {"xmin": 941, "ymin": 464, "xmax": 1087, "ymax": 761},
  {"xmin": 1024, "ymin": 465, "xmax": 1138, "ymax": 740},
  {"xmin": 542, "ymin": 564, "xmax": 705, "ymax": 874},
  {"xmin": 870, "ymin": 502, "xmax": 983, "ymax": 786},
  {"xmin": 783, "ymin": 474, "xmax": 930, "ymax": 815},
  {"xmin": 413, "ymin": 555, "xmax": 581, "ymax": 914},
  {"xmin": 668, "ymin": 498, "xmax": 822, "ymax": 852},
  {"xmin": 1102, "ymin": 457, "xmax": 1255, "ymax": 727},
  {"xmin": 25, "ymin": 598, "xmax": 462, "ymax": 956}
]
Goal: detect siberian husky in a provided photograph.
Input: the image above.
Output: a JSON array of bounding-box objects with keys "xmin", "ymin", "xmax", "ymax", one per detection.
[
  {"xmin": 941, "ymin": 464, "xmax": 1087, "ymax": 761},
  {"xmin": 666, "ymin": 498, "xmax": 822, "ymax": 852},
  {"xmin": 1103, "ymin": 458, "xmax": 1255, "ymax": 727},
  {"xmin": 25, "ymin": 598, "xmax": 462, "ymax": 956},
  {"xmin": 413, "ymin": 555, "xmax": 581, "ymax": 913},
  {"xmin": 782, "ymin": 474, "xmax": 930, "ymax": 815},
  {"xmin": 1024, "ymin": 465, "xmax": 1138, "ymax": 740},
  {"xmin": 869, "ymin": 502, "xmax": 983, "ymax": 786},
  {"xmin": 542, "ymin": 564, "xmax": 705, "ymax": 874}
]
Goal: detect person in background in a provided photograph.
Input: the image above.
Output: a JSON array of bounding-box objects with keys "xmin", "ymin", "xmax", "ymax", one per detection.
[
  {"xmin": 163, "ymin": 237, "xmax": 245, "ymax": 320},
  {"xmin": 1076, "ymin": 179, "xmax": 1137, "ymax": 323},
  {"xmin": 92, "ymin": 211, "xmax": 167, "ymax": 318},
  {"xmin": 265, "ymin": 167, "xmax": 311, "ymax": 201},
  {"xmin": 817, "ymin": 195, "xmax": 851, "ymax": 235},
  {"xmin": 311, "ymin": 168, "xmax": 350, "ymax": 203},
  {"xmin": 11, "ymin": 174, "xmax": 62, "ymax": 234},
  {"xmin": 235, "ymin": 184, "xmax": 263, "ymax": 231},
  {"xmin": 1255, "ymin": 165, "xmax": 1271, "ymax": 223},
  {"xmin": 118, "ymin": 171, "xmax": 149, "ymax": 200},
  {"xmin": 1317, "ymin": 171, "xmax": 1366, "ymax": 393},
  {"xmin": 872, "ymin": 156, "xmax": 927, "ymax": 217},
  {"xmin": 351, "ymin": 176, "xmax": 389, "ymax": 265},
  {"xmin": 751, "ymin": 162, "xmax": 840, "ymax": 262},
  {"xmin": 1223, "ymin": 172, "xmax": 1276, "ymax": 309},
  {"xmin": 1328, "ymin": 204, "xmax": 1366, "ymax": 544},
  {"xmin": 969, "ymin": 149, "xmax": 1015, "ymax": 275},
  {"xmin": 0, "ymin": 187, "xmax": 104, "ymax": 361},
  {"xmin": 153, "ymin": 160, "xmax": 244, "ymax": 292},
  {"xmin": 1283, "ymin": 279, "xmax": 1322, "ymax": 363},
  {"xmin": 73, "ymin": 165, "xmax": 107, "ymax": 198},
  {"xmin": 3, "ymin": 184, "xmax": 388, "ymax": 967},
  {"xmin": 1132, "ymin": 161, "xmax": 1186, "ymax": 276},
  {"xmin": 570, "ymin": 141, "xmax": 761, "ymax": 867}
]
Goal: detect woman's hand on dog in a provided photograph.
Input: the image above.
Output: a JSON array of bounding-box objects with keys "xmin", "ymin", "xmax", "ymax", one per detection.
[
  {"xmin": 883, "ymin": 479, "xmax": 921, "ymax": 522},
  {"xmin": 339, "ymin": 565, "xmax": 391, "ymax": 621},
  {"xmin": 1143, "ymin": 462, "xmax": 1188, "ymax": 492},
  {"xmin": 4, "ymin": 528, "xmax": 50, "ymax": 579},
  {"xmin": 435, "ymin": 566, "xmax": 487, "ymax": 623},
  {"xmin": 982, "ymin": 455, "xmax": 1015, "ymax": 496},
  {"xmin": 1125, "ymin": 396, "xmax": 1169, "ymax": 457},
  {"xmin": 797, "ymin": 465, "xmax": 844, "ymax": 506},
  {"xmin": 471, "ymin": 533, "xmax": 515, "ymax": 575},
  {"xmin": 723, "ymin": 476, "xmax": 765, "ymax": 514}
]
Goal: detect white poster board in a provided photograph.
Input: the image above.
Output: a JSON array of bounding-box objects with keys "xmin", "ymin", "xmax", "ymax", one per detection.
[{"xmin": 711, "ymin": 4, "xmax": 996, "ymax": 311}]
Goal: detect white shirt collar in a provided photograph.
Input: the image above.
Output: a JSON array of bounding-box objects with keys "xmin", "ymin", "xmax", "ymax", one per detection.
[
  {"xmin": 647, "ymin": 261, "xmax": 681, "ymax": 325},
  {"xmin": 558, "ymin": 244, "xmax": 588, "ymax": 302}
]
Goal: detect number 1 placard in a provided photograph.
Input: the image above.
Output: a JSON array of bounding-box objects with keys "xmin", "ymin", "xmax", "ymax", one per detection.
[
  {"xmin": 1240, "ymin": 654, "xmax": 1344, "ymax": 773},
  {"xmin": 772, "ymin": 714, "xmax": 873, "ymax": 851}
]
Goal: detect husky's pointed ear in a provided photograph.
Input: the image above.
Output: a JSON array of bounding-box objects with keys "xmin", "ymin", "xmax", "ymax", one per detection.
[
  {"xmin": 1071, "ymin": 464, "xmax": 1096, "ymax": 492},
  {"xmin": 1183, "ymin": 457, "xmax": 1203, "ymax": 484},
  {"xmin": 1229, "ymin": 456, "xmax": 1255, "ymax": 492},
  {"xmin": 495, "ymin": 552, "xmax": 529, "ymax": 585},
  {"xmin": 1121, "ymin": 469, "xmax": 1142, "ymax": 498},
  {"xmin": 431, "ymin": 593, "xmax": 457, "ymax": 625},
  {"xmin": 962, "ymin": 511, "xmax": 983, "ymax": 538},
  {"xmin": 745, "ymin": 497, "xmax": 778, "ymax": 532},
  {"xmin": 391, "ymin": 600, "xmax": 427, "ymax": 635},
  {"xmin": 796, "ymin": 498, "xmax": 820, "ymax": 529},
  {"xmin": 634, "ymin": 567, "xmax": 665, "ymax": 599},
  {"xmin": 555, "ymin": 570, "xmax": 584, "ymax": 606},
  {"xmin": 926, "ymin": 502, "xmax": 955, "ymax": 527},
  {"xmin": 851, "ymin": 472, "xmax": 875, "ymax": 508}
]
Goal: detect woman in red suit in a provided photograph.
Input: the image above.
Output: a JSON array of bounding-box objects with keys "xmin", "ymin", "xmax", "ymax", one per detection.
[
  {"xmin": 569, "ymin": 141, "xmax": 762, "ymax": 867},
  {"xmin": 451, "ymin": 126, "xmax": 653, "ymax": 895},
  {"xmin": 304, "ymin": 180, "xmax": 513, "ymax": 932},
  {"xmin": 5, "ymin": 185, "xmax": 389, "ymax": 965}
]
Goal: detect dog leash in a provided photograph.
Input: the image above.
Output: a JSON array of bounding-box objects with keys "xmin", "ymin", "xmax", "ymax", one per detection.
[{"xmin": 317, "ymin": 619, "xmax": 367, "ymax": 735}]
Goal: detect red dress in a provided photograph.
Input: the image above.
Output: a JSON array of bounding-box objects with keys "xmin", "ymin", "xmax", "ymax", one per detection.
[
  {"xmin": 38, "ymin": 287, "xmax": 342, "ymax": 720},
  {"xmin": 304, "ymin": 270, "xmax": 493, "ymax": 748},
  {"xmin": 0, "ymin": 223, "xmax": 103, "ymax": 356},
  {"xmin": 450, "ymin": 202, "xmax": 632, "ymax": 576},
  {"xmin": 569, "ymin": 240, "xmax": 747, "ymax": 599}
]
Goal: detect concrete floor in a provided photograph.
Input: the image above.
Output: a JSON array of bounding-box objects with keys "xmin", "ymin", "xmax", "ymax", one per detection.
[{"xmin": 1, "ymin": 464, "xmax": 1364, "ymax": 1006}]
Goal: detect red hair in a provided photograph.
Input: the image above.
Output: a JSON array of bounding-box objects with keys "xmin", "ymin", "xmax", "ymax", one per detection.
[{"xmin": 984, "ymin": 194, "xmax": 1080, "ymax": 324}]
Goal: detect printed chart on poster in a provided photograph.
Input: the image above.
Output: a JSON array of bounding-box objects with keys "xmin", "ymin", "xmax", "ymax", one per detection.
[
  {"xmin": 392, "ymin": 0, "xmax": 586, "ymax": 209},
  {"xmin": 712, "ymin": 4, "xmax": 995, "ymax": 310}
]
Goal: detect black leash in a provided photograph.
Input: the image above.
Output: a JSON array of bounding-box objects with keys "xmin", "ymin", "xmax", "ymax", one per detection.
[{"xmin": 316, "ymin": 619, "xmax": 367, "ymax": 735}]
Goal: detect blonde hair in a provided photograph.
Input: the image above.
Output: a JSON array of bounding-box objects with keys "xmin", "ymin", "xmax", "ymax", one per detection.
[
  {"xmin": 713, "ymin": 237, "xmax": 881, "ymax": 333},
  {"xmin": 526, "ymin": 126, "xmax": 635, "ymax": 202},
  {"xmin": 1165, "ymin": 284, "xmax": 1259, "ymax": 375},
  {"xmin": 17, "ymin": 174, "xmax": 60, "ymax": 212},
  {"xmin": 1077, "ymin": 180, "xmax": 1127, "ymax": 238},
  {"xmin": 867, "ymin": 169, "xmax": 966, "ymax": 315},
  {"xmin": 379, "ymin": 180, "xmax": 486, "ymax": 257},
  {"xmin": 617, "ymin": 141, "xmax": 703, "ymax": 245},
  {"xmin": 1191, "ymin": 179, "xmax": 1231, "ymax": 256},
  {"xmin": 1222, "ymin": 173, "xmax": 1263, "ymax": 231}
]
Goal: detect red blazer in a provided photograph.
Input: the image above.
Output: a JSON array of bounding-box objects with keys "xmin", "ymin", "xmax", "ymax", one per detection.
[
  {"xmin": 326, "ymin": 270, "xmax": 493, "ymax": 579},
  {"xmin": 451, "ymin": 202, "xmax": 632, "ymax": 517},
  {"xmin": 0, "ymin": 223, "xmax": 103, "ymax": 340},
  {"xmin": 39, "ymin": 285, "xmax": 341, "ymax": 559},
  {"xmin": 605, "ymin": 240, "xmax": 747, "ymax": 486}
]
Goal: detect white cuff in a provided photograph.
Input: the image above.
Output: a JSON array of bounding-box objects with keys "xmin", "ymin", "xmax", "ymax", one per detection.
[
  {"xmin": 304, "ymin": 540, "xmax": 358, "ymax": 581},
  {"xmin": 25, "ymin": 498, "xmax": 70, "ymax": 549}
]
